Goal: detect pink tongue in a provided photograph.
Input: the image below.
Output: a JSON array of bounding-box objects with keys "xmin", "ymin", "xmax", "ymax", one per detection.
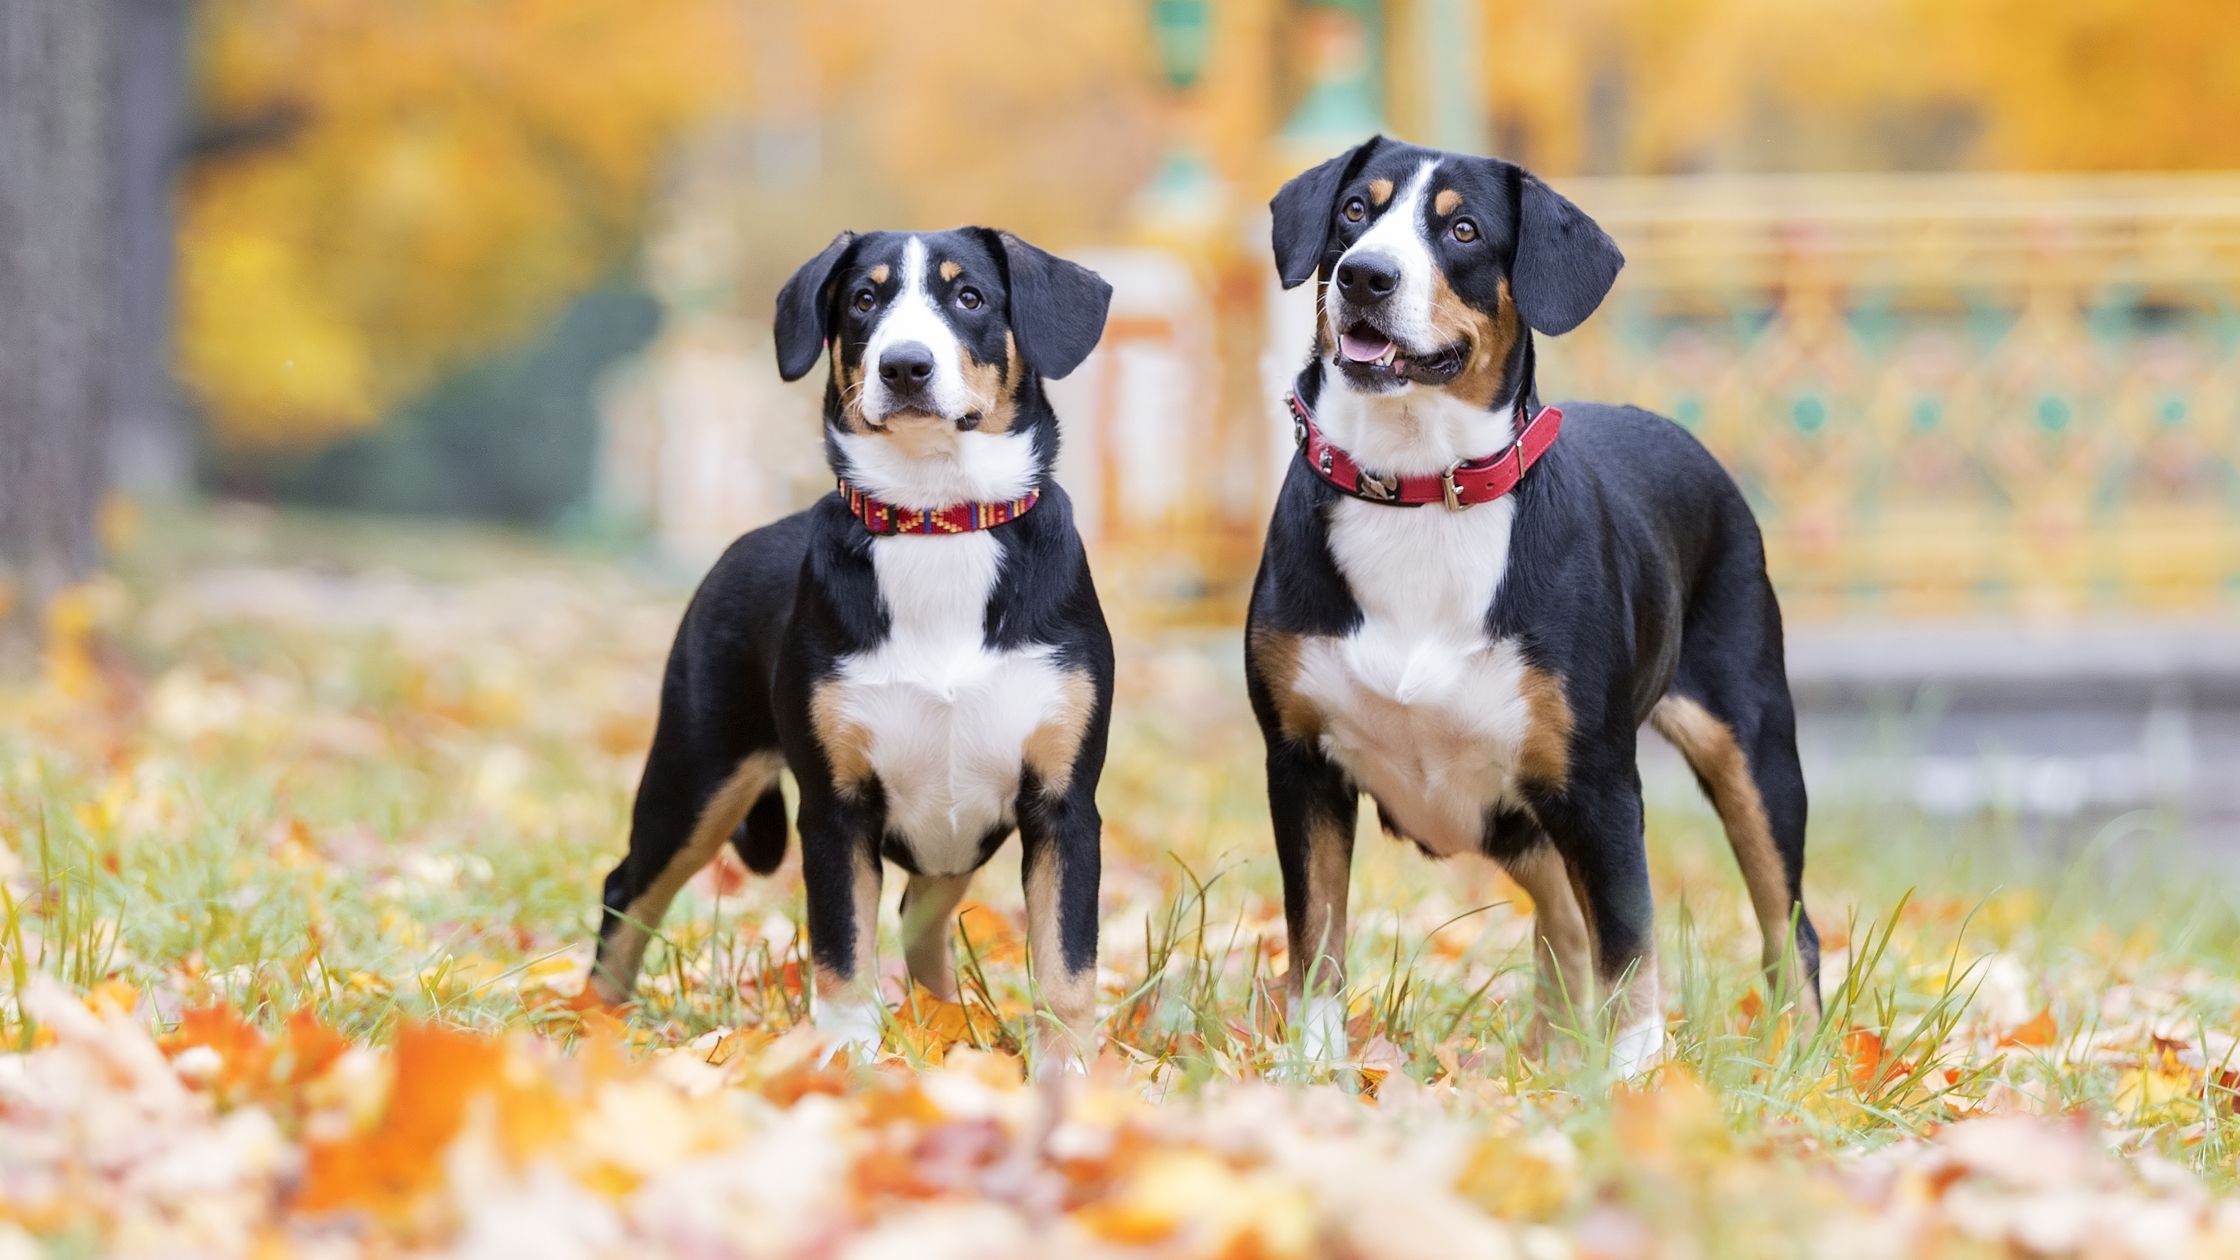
[{"xmin": 1339, "ymin": 328, "xmax": 1393, "ymax": 363}]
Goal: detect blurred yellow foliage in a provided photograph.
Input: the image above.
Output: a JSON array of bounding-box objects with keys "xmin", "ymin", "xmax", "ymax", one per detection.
[
  {"xmin": 1485, "ymin": 0, "xmax": 2240, "ymax": 174},
  {"xmin": 174, "ymin": 0, "xmax": 2240, "ymax": 452},
  {"xmin": 179, "ymin": 0, "xmax": 748, "ymax": 448}
]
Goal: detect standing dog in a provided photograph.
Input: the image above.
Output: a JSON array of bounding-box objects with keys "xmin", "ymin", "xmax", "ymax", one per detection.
[
  {"xmin": 1245, "ymin": 137, "xmax": 1819, "ymax": 1074},
  {"xmin": 590, "ymin": 228, "xmax": 1115, "ymax": 1069}
]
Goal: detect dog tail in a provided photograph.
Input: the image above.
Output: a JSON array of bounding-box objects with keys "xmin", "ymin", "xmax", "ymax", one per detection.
[{"xmin": 731, "ymin": 787, "xmax": 790, "ymax": 875}]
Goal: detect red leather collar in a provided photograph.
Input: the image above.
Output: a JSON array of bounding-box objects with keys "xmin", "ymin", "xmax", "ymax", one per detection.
[
  {"xmin": 1288, "ymin": 391, "xmax": 1562, "ymax": 510},
  {"xmin": 838, "ymin": 478, "xmax": 1040, "ymax": 535}
]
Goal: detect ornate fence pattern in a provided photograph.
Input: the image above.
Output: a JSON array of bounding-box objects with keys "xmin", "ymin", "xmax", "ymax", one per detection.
[{"xmin": 1543, "ymin": 174, "xmax": 2240, "ymax": 617}]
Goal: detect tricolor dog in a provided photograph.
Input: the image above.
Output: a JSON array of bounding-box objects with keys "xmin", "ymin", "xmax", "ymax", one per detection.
[
  {"xmin": 1246, "ymin": 137, "xmax": 1819, "ymax": 1074},
  {"xmin": 590, "ymin": 228, "xmax": 1115, "ymax": 1070}
]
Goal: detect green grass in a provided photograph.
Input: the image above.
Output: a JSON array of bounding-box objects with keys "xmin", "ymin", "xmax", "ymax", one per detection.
[{"xmin": 6, "ymin": 505, "xmax": 2240, "ymax": 1196}]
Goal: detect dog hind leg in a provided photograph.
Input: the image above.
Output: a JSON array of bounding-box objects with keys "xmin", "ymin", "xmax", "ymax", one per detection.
[
  {"xmin": 899, "ymin": 871, "xmax": 974, "ymax": 1002},
  {"xmin": 592, "ymin": 745, "xmax": 784, "ymax": 1004},
  {"xmin": 731, "ymin": 786, "xmax": 791, "ymax": 874},
  {"xmin": 1655, "ymin": 560, "xmax": 1821, "ymax": 1026}
]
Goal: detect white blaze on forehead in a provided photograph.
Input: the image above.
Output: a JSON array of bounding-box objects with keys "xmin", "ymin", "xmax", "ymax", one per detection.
[
  {"xmin": 1331, "ymin": 158, "xmax": 1441, "ymax": 352},
  {"xmin": 836, "ymin": 235, "xmax": 1037, "ymax": 508},
  {"xmin": 861, "ymin": 235, "xmax": 972, "ymax": 421}
]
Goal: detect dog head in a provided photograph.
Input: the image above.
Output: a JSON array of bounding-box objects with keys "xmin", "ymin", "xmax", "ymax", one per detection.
[
  {"xmin": 1271, "ymin": 137, "xmax": 1622, "ymax": 407},
  {"xmin": 775, "ymin": 228, "xmax": 1111, "ymax": 453}
]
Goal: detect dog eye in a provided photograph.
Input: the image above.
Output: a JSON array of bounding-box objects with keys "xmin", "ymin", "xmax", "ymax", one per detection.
[
  {"xmin": 851, "ymin": 288, "xmax": 876, "ymax": 314},
  {"xmin": 956, "ymin": 287, "xmax": 983, "ymax": 311},
  {"xmin": 1342, "ymin": 197, "xmax": 1366, "ymax": 223},
  {"xmin": 1451, "ymin": 218, "xmax": 1479, "ymax": 243}
]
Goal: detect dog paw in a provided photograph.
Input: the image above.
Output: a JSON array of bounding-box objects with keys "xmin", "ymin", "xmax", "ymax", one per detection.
[
  {"xmin": 812, "ymin": 998, "xmax": 885, "ymax": 1066},
  {"xmin": 1268, "ymin": 995, "xmax": 1350, "ymax": 1081},
  {"xmin": 1610, "ymin": 1018, "xmax": 1664, "ymax": 1079}
]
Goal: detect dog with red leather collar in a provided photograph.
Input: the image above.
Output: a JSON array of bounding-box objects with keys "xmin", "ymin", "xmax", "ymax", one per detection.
[
  {"xmin": 590, "ymin": 227, "xmax": 1116, "ymax": 1077},
  {"xmin": 1246, "ymin": 137, "xmax": 1821, "ymax": 1079}
]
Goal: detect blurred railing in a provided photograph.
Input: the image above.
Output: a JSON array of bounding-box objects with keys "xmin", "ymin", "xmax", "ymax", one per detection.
[{"xmin": 1545, "ymin": 173, "xmax": 2240, "ymax": 619}]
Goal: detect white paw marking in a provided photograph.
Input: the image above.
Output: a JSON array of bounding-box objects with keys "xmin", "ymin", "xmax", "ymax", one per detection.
[
  {"xmin": 1298, "ymin": 993, "xmax": 1349, "ymax": 1063},
  {"xmin": 1611, "ymin": 1018, "xmax": 1664, "ymax": 1078},
  {"xmin": 813, "ymin": 997, "xmax": 884, "ymax": 1064}
]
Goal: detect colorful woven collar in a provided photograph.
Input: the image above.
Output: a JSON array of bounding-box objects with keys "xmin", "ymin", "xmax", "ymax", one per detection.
[
  {"xmin": 1287, "ymin": 391, "xmax": 1562, "ymax": 510},
  {"xmin": 838, "ymin": 478, "xmax": 1040, "ymax": 536}
]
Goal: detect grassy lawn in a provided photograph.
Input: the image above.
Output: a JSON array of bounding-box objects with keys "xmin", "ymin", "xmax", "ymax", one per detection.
[{"xmin": 4, "ymin": 505, "xmax": 2238, "ymax": 1257}]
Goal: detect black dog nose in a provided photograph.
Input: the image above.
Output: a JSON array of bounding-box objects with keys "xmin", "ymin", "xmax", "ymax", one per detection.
[
  {"xmin": 1334, "ymin": 252, "xmax": 1400, "ymax": 306},
  {"xmin": 877, "ymin": 342, "xmax": 937, "ymax": 389}
]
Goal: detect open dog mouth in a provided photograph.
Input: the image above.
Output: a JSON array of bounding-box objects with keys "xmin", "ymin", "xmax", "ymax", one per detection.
[
  {"xmin": 1335, "ymin": 323, "xmax": 1468, "ymax": 387},
  {"xmin": 864, "ymin": 407, "xmax": 985, "ymax": 433}
]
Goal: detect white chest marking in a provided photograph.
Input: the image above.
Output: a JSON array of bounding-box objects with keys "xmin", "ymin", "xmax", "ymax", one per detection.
[
  {"xmin": 824, "ymin": 531, "xmax": 1066, "ymax": 874},
  {"xmin": 1292, "ymin": 385, "xmax": 1532, "ymax": 856}
]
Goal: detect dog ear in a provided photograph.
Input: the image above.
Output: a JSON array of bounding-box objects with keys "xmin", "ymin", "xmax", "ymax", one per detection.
[
  {"xmin": 1269, "ymin": 135, "xmax": 1385, "ymax": 290},
  {"xmin": 989, "ymin": 231, "xmax": 1113, "ymax": 380},
  {"xmin": 1511, "ymin": 171, "xmax": 1623, "ymax": 336},
  {"xmin": 773, "ymin": 231, "xmax": 856, "ymax": 382}
]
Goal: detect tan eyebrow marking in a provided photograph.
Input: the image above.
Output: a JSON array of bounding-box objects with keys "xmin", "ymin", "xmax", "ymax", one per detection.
[
  {"xmin": 867, "ymin": 264, "xmax": 890, "ymax": 284},
  {"xmin": 939, "ymin": 260, "xmax": 962, "ymax": 282},
  {"xmin": 1367, "ymin": 178, "xmax": 1394, "ymax": 206},
  {"xmin": 1434, "ymin": 189, "xmax": 1463, "ymax": 216}
]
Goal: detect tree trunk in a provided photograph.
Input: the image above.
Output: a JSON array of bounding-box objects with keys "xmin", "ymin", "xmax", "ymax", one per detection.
[
  {"xmin": 109, "ymin": 0, "xmax": 190, "ymax": 496},
  {"xmin": 0, "ymin": 0, "xmax": 116, "ymax": 648}
]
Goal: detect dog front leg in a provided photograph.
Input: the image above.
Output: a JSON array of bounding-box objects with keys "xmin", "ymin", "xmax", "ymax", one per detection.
[
  {"xmin": 1534, "ymin": 772, "xmax": 1662, "ymax": 1078},
  {"xmin": 1270, "ymin": 743, "xmax": 1357, "ymax": 1066},
  {"xmin": 1020, "ymin": 786, "xmax": 1101, "ymax": 1076},
  {"xmin": 800, "ymin": 791, "xmax": 884, "ymax": 1060},
  {"xmin": 1500, "ymin": 840, "xmax": 1594, "ymax": 1055}
]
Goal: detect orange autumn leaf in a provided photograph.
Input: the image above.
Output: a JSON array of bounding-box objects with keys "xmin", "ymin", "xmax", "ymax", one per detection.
[
  {"xmin": 890, "ymin": 994, "xmax": 978, "ymax": 1063},
  {"xmin": 2001, "ymin": 1007, "xmax": 2057, "ymax": 1049},
  {"xmin": 297, "ymin": 1022, "xmax": 506, "ymax": 1216},
  {"xmin": 161, "ymin": 1004, "xmax": 272, "ymax": 1093},
  {"xmin": 954, "ymin": 901, "xmax": 1026, "ymax": 965},
  {"xmin": 278, "ymin": 1010, "xmax": 351, "ymax": 1085},
  {"xmin": 1736, "ymin": 989, "xmax": 1764, "ymax": 1032},
  {"xmin": 560, "ymin": 985, "xmax": 628, "ymax": 1015},
  {"xmin": 1844, "ymin": 1028, "xmax": 1886, "ymax": 1089}
]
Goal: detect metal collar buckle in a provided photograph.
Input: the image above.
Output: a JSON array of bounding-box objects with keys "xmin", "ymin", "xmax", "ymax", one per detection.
[{"xmin": 1441, "ymin": 461, "xmax": 1468, "ymax": 511}]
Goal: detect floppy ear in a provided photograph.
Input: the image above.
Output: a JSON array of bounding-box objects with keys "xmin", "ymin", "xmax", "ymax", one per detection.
[
  {"xmin": 991, "ymin": 231, "xmax": 1113, "ymax": 380},
  {"xmin": 1268, "ymin": 135, "xmax": 1385, "ymax": 290},
  {"xmin": 773, "ymin": 231, "xmax": 855, "ymax": 382},
  {"xmin": 1511, "ymin": 171, "xmax": 1623, "ymax": 335}
]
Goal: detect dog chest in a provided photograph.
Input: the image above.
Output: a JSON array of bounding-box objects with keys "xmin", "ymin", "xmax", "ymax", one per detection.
[
  {"xmin": 1289, "ymin": 496, "xmax": 1564, "ymax": 855},
  {"xmin": 821, "ymin": 532, "xmax": 1068, "ymax": 875}
]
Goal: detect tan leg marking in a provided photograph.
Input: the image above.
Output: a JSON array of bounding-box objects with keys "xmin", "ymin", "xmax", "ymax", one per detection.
[
  {"xmin": 899, "ymin": 872, "xmax": 974, "ymax": 1001},
  {"xmin": 1289, "ymin": 810, "xmax": 1354, "ymax": 1000},
  {"xmin": 1024, "ymin": 844, "xmax": 1096, "ymax": 1066},
  {"xmin": 938, "ymin": 259, "xmax": 962, "ymax": 283},
  {"xmin": 593, "ymin": 751, "xmax": 784, "ymax": 1002},
  {"xmin": 1650, "ymin": 694, "xmax": 1817, "ymax": 1023},
  {"xmin": 1248, "ymin": 628, "xmax": 1326, "ymax": 744},
  {"xmin": 1516, "ymin": 662, "xmax": 1574, "ymax": 789},
  {"xmin": 1023, "ymin": 668, "xmax": 1098, "ymax": 797},
  {"xmin": 812, "ymin": 843, "xmax": 883, "ymax": 1003},
  {"xmin": 1367, "ymin": 178, "xmax": 1394, "ymax": 206},
  {"xmin": 1428, "ymin": 275, "xmax": 1520, "ymax": 410},
  {"xmin": 1433, "ymin": 188, "xmax": 1463, "ymax": 216},
  {"xmin": 1502, "ymin": 843, "xmax": 1593, "ymax": 1042},
  {"xmin": 810, "ymin": 681, "xmax": 875, "ymax": 794}
]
